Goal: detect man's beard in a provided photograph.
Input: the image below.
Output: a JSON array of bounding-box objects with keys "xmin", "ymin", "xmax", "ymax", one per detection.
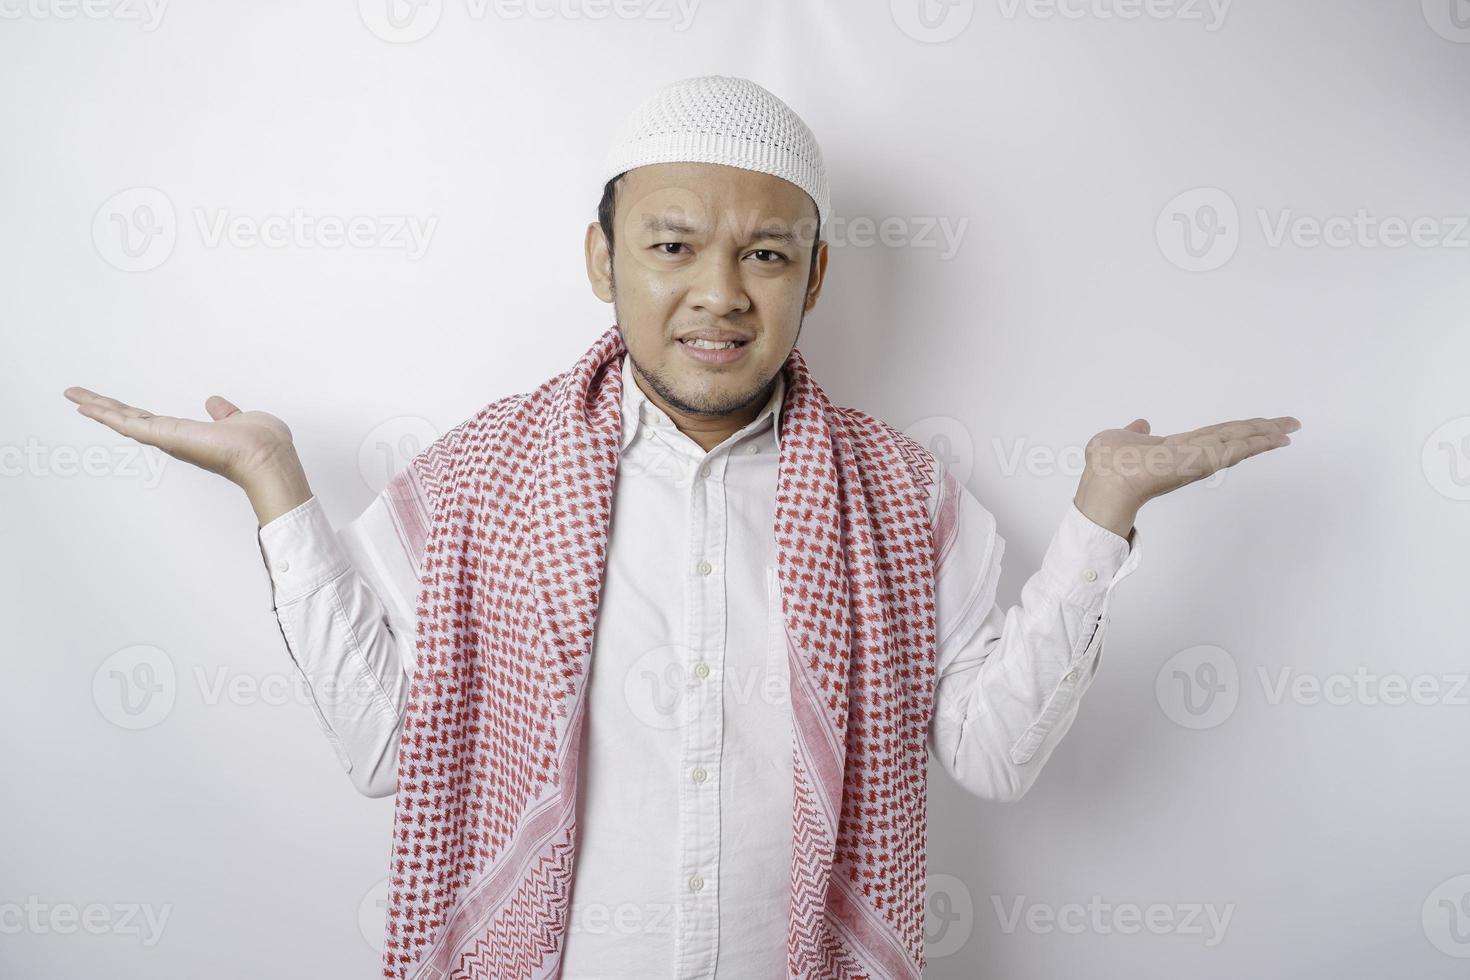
[
  {"xmin": 614, "ymin": 303, "xmax": 803, "ymax": 419},
  {"xmin": 633, "ymin": 354, "xmax": 781, "ymax": 418}
]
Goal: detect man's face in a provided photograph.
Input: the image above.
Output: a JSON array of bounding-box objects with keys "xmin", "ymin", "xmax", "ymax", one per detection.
[{"xmin": 585, "ymin": 161, "xmax": 827, "ymax": 419}]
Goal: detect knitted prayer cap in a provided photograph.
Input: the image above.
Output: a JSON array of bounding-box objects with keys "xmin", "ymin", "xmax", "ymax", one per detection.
[{"xmin": 599, "ymin": 74, "xmax": 830, "ymax": 231}]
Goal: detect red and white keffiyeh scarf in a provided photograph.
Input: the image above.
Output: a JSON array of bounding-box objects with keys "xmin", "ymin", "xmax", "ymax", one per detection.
[{"xmin": 381, "ymin": 323, "xmax": 943, "ymax": 979}]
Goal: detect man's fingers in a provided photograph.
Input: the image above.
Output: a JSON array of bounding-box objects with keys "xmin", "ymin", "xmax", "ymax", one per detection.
[
  {"xmin": 1160, "ymin": 424, "xmax": 1291, "ymax": 478},
  {"xmin": 64, "ymin": 386, "xmax": 157, "ymax": 421},
  {"xmin": 67, "ymin": 392, "xmax": 201, "ymax": 457},
  {"xmin": 1190, "ymin": 418, "xmax": 1268, "ymax": 443},
  {"xmin": 75, "ymin": 401, "xmax": 172, "ymax": 447},
  {"xmin": 1183, "ymin": 416, "xmax": 1301, "ymax": 441},
  {"xmin": 1218, "ymin": 431, "xmax": 1288, "ymax": 469},
  {"xmin": 1164, "ymin": 417, "xmax": 1299, "ymax": 455},
  {"xmin": 1185, "ymin": 431, "xmax": 1290, "ymax": 477}
]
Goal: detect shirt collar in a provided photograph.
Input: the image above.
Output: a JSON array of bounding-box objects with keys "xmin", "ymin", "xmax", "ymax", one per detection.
[{"xmin": 617, "ymin": 351, "xmax": 785, "ymax": 453}]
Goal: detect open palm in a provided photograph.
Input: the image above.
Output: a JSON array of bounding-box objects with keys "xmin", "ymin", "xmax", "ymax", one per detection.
[
  {"xmin": 61, "ymin": 387, "xmax": 295, "ymax": 486},
  {"xmin": 1085, "ymin": 415, "xmax": 1300, "ymax": 504}
]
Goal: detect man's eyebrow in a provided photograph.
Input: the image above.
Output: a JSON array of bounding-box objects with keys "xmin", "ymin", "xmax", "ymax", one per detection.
[
  {"xmin": 748, "ymin": 225, "xmax": 798, "ymax": 244},
  {"xmin": 639, "ymin": 215, "xmax": 702, "ymax": 236},
  {"xmin": 636, "ymin": 214, "xmax": 802, "ymax": 244}
]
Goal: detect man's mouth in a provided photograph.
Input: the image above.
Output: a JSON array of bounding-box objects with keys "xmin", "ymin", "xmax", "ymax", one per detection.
[{"xmin": 679, "ymin": 338, "xmax": 748, "ymax": 350}]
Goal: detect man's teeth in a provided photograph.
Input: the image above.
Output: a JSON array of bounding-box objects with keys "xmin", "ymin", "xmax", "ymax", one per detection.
[{"xmin": 682, "ymin": 338, "xmax": 742, "ymax": 350}]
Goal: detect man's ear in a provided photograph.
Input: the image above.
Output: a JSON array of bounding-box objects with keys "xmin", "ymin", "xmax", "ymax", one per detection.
[
  {"xmin": 585, "ymin": 221, "xmax": 614, "ymax": 303},
  {"xmin": 803, "ymin": 238, "xmax": 828, "ymax": 312}
]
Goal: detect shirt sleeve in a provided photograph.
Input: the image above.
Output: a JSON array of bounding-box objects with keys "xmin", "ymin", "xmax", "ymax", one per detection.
[
  {"xmin": 255, "ymin": 488, "xmax": 423, "ymax": 798},
  {"xmin": 926, "ymin": 475, "xmax": 1142, "ymax": 802}
]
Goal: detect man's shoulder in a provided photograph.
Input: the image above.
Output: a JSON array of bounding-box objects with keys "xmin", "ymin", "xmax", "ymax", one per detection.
[
  {"xmin": 467, "ymin": 383, "xmax": 548, "ymax": 429},
  {"xmin": 833, "ymin": 403, "xmax": 938, "ymax": 473},
  {"xmin": 442, "ymin": 370, "xmax": 567, "ymax": 448},
  {"xmin": 405, "ymin": 370, "xmax": 567, "ymax": 503},
  {"xmin": 834, "ymin": 406, "xmax": 999, "ymax": 575},
  {"xmin": 830, "ymin": 404, "xmax": 945, "ymax": 522}
]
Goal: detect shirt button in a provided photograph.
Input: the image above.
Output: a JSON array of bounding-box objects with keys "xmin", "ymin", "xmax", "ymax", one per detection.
[
  {"xmin": 694, "ymin": 662, "xmax": 710, "ymax": 679},
  {"xmin": 745, "ymin": 443, "xmax": 758, "ymax": 454},
  {"xmin": 274, "ymin": 559, "xmax": 290, "ymax": 573},
  {"xmin": 696, "ymin": 559, "xmax": 712, "ymax": 575},
  {"xmin": 642, "ymin": 427, "xmax": 653, "ymax": 438},
  {"xmin": 688, "ymin": 876, "xmax": 704, "ymax": 892},
  {"xmin": 692, "ymin": 767, "xmax": 708, "ymax": 783},
  {"xmin": 698, "ymin": 464, "xmax": 710, "ymax": 478},
  {"xmin": 1082, "ymin": 569, "xmax": 1098, "ymax": 583},
  {"xmin": 1065, "ymin": 668, "xmax": 1079, "ymax": 682}
]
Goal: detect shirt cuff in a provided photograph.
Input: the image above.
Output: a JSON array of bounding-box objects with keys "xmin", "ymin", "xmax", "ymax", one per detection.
[
  {"xmin": 1035, "ymin": 501, "xmax": 1143, "ymax": 607},
  {"xmin": 256, "ymin": 495, "xmax": 351, "ymax": 606}
]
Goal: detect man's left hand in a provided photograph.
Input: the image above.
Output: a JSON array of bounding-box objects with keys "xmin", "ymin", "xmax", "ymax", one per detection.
[{"xmin": 1072, "ymin": 415, "xmax": 1302, "ymax": 540}]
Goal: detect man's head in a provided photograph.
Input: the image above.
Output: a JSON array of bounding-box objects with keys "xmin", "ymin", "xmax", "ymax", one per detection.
[{"xmin": 584, "ymin": 76, "xmax": 830, "ymax": 433}]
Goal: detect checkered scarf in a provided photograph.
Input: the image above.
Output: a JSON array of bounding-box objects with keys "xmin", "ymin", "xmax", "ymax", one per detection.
[{"xmin": 380, "ymin": 323, "xmax": 941, "ymax": 979}]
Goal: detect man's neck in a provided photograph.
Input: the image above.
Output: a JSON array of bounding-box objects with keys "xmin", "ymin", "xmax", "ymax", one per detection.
[{"xmin": 631, "ymin": 371, "xmax": 770, "ymax": 454}]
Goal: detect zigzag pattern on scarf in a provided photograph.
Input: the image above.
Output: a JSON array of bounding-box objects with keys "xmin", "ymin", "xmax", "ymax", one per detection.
[{"xmin": 433, "ymin": 828, "xmax": 578, "ymax": 980}]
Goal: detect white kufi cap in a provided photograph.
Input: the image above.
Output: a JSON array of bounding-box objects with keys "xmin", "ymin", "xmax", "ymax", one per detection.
[{"xmin": 598, "ymin": 74, "xmax": 830, "ymax": 230}]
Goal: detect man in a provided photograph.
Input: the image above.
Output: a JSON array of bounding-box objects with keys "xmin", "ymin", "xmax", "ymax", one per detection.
[{"xmin": 63, "ymin": 75, "xmax": 1299, "ymax": 979}]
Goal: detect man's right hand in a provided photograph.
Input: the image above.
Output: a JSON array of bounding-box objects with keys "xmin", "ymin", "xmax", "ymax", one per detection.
[{"xmin": 62, "ymin": 387, "xmax": 314, "ymax": 526}]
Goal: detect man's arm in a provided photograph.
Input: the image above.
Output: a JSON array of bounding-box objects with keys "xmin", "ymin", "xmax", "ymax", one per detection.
[
  {"xmin": 60, "ymin": 385, "xmax": 430, "ymax": 798},
  {"xmin": 256, "ymin": 489, "xmax": 420, "ymax": 798},
  {"xmin": 925, "ymin": 411, "xmax": 1299, "ymax": 801},
  {"xmin": 927, "ymin": 481, "xmax": 1140, "ymax": 802}
]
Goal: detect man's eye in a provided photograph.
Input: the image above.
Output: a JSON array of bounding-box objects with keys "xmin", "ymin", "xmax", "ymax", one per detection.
[
  {"xmin": 750, "ymin": 249, "xmax": 786, "ymax": 263},
  {"xmin": 657, "ymin": 243, "xmax": 687, "ymax": 255}
]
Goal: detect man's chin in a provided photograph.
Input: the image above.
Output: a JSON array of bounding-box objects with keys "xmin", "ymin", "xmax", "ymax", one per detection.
[{"xmin": 663, "ymin": 376, "xmax": 769, "ymax": 417}]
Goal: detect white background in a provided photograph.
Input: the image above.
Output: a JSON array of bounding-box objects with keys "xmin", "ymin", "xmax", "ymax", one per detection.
[{"xmin": 3, "ymin": 1, "xmax": 1468, "ymax": 977}]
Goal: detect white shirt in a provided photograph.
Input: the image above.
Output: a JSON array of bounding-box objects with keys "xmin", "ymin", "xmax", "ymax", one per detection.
[{"xmin": 255, "ymin": 352, "xmax": 1142, "ymax": 977}]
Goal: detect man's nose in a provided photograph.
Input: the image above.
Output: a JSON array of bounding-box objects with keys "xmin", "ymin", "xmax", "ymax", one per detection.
[{"xmin": 688, "ymin": 252, "xmax": 751, "ymax": 318}]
